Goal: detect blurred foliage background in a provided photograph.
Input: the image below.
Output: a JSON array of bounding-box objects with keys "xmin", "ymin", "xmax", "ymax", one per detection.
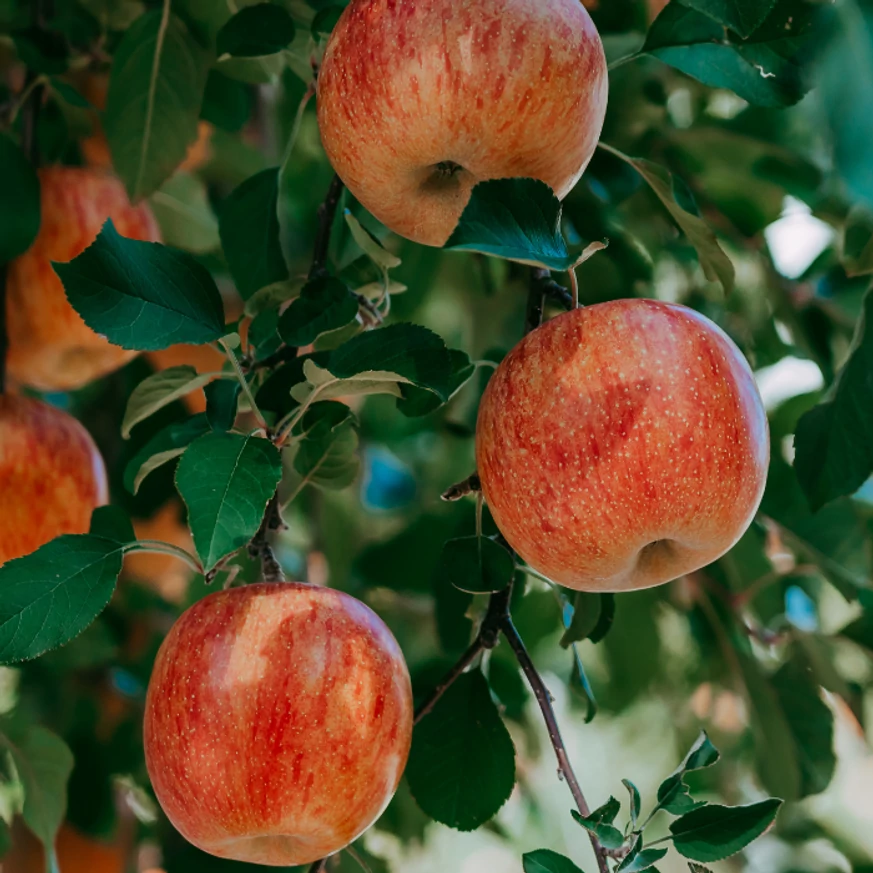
[{"xmin": 2, "ymin": 0, "xmax": 873, "ymax": 870}]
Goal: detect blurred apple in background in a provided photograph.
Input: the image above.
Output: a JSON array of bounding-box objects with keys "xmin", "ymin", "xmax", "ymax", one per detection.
[
  {"xmin": 317, "ymin": 0, "xmax": 608, "ymax": 246},
  {"xmin": 144, "ymin": 582, "xmax": 413, "ymax": 865},
  {"xmin": 5, "ymin": 167, "xmax": 161, "ymax": 391},
  {"xmin": 476, "ymin": 299, "xmax": 769, "ymax": 592},
  {"xmin": 0, "ymin": 395, "xmax": 107, "ymax": 565},
  {"xmin": 2, "ymin": 821, "xmax": 125, "ymax": 873}
]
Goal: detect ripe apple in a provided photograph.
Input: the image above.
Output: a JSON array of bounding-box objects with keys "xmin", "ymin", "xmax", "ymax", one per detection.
[
  {"xmin": 476, "ymin": 300, "xmax": 769, "ymax": 592},
  {"xmin": 5, "ymin": 166, "xmax": 161, "ymax": 392},
  {"xmin": 0, "ymin": 394, "xmax": 108, "ymax": 566},
  {"xmin": 317, "ymin": 0, "xmax": 608, "ymax": 247},
  {"xmin": 144, "ymin": 582, "xmax": 413, "ymax": 866}
]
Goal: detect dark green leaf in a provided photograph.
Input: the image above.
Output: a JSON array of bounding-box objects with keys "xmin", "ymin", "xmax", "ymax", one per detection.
[
  {"xmin": 0, "ymin": 725, "xmax": 73, "ymax": 858},
  {"xmin": 618, "ymin": 846, "xmax": 669, "ymax": 872},
  {"xmin": 201, "ymin": 70, "xmax": 252, "ymax": 132},
  {"xmin": 328, "ymin": 323, "xmax": 453, "ymax": 400},
  {"xmin": 279, "ymin": 277, "xmax": 359, "ymax": 346},
  {"xmin": 588, "ymin": 593, "xmax": 616, "ymax": 644},
  {"xmin": 840, "ymin": 608, "xmax": 873, "ymax": 655},
  {"xmin": 0, "ymin": 133, "xmax": 40, "ymax": 264},
  {"xmin": 523, "ymin": 849, "xmax": 585, "ymax": 873},
  {"xmin": 656, "ymin": 732, "xmax": 719, "ymax": 814},
  {"xmin": 644, "ymin": 1, "xmax": 814, "ymax": 107},
  {"xmin": 680, "ymin": 0, "xmax": 777, "ymax": 37},
  {"xmin": 219, "ymin": 168, "xmax": 289, "ymax": 299},
  {"xmin": 571, "ymin": 805, "xmax": 625, "ymax": 850},
  {"xmin": 561, "ymin": 591, "xmax": 605, "ymax": 647},
  {"xmin": 688, "ymin": 866, "xmax": 715, "ymax": 873},
  {"xmin": 216, "ymin": 3, "xmax": 295, "ymax": 57},
  {"xmin": 104, "ymin": 9, "xmax": 211, "ymax": 200},
  {"xmin": 396, "ymin": 349, "xmax": 476, "ymax": 418},
  {"xmin": 600, "ymin": 145, "xmax": 734, "ymax": 293},
  {"xmin": 843, "ymin": 208, "xmax": 873, "ymax": 277},
  {"xmin": 150, "ymin": 172, "xmax": 220, "ymax": 255},
  {"xmin": 670, "ymin": 800, "xmax": 782, "ymax": 861},
  {"xmin": 794, "ymin": 287, "xmax": 873, "ymax": 509},
  {"xmin": 440, "ymin": 536, "xmax": 515, "ymax": 594},
  {"xmin": 205, "ymin": 379, "xmax": 240, "ymax": 431},
  {"xmin": 284, "ymin": 402, "xmax": 360, "ymax": 494},
  {"xmin": 312, "ymin": 5, "xmax": 343, "ymax": 36},
  {"xmin": 49, "ymin": 77, "xmax": 91, "ymax": 108},
  {"xmin": 406, "ymin": 670, "xmax": 515, "ymax": 830},
  {"xmin": 175, "ymin": 432, "xmax": 283, "ymax": 572},
  {"xmin": 445, "ymin": 178, "xmax": 574, "ymax": 270},
  {"xmin": 53, "ymin": 221, "xmax": 226, "ymax": 352},
  {"xmin": 13, "ymin": 27, "xmax": 68, "ymax": 74},
  {"xmin": 89, "ymin": 506, "xmax": 135, "ymax": 544},
  {"xmin": 570, "ymin": 645, "xmax": 598, "ymax": 723},
  {"xmin": 0, "ymin": 535, "xmax": 124, "ymax": 663},
  {"xmin": 623, "ymin": 779, "xmax": 642, "ymax": 830},
  {"xmin": 487, "ymin": 653, "xmax": 529, "ymax": 720},
  {"xmin": 124, "ymin": 413, "xmax": 211, "ymax": 493}
]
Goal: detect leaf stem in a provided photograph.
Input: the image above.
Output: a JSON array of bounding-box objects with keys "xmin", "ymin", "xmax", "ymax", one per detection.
[
  {"xmin": 124, "ymin": 541, "xmax": 203, "ymax": 575},
  {"xmin": 309, "ymin": 173, "xmax": 345, "ymax": 281},
  {"xmin": 568, "ymin": 266, "xmax": 580, "ymax": 309},
  {"xmin": 220, "ymin": 337, "xmax": 267, "ymax": 431},
  {"xmin": 607, "ymin": 52, "xmax": 640, "ymax": 72}
]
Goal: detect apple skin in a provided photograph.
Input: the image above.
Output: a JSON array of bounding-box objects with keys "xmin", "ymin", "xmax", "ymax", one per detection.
[
  {"xmin": 476, "ymin": 300, "xmax": 769, "ymax": 592},
  {"xmin": 143, "ymin": 582, "xmax": 413, "ymax": 866},
  {"xmin": 0, "ymin": 394, "xmax": 108, "ymax": 565},
  {"xmin": 6, "ymin": 166, "xmax": 161, "ymax": 392},
  {"xmin": 317, "ymin": 0, "xmax": 608, "ymax": 247}
]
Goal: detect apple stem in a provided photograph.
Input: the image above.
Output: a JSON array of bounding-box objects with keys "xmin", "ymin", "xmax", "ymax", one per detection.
[
  {"xmin": 569, "ymin": 267, "xmax": 580, "ymax": 309},
  {"xmin": 526, "ymin": 268, "xmax": 548, "ymax": 333},
  {"xmin": 308, "ymin": 859, "xmax": 328, "ymax": 873},
  {"xmin": 248, "ymin": 493, "xmax": 286, "ymax": 582}
]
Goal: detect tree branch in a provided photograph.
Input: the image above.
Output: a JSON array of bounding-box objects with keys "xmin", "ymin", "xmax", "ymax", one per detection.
[
  {"xmin": 247, "ymin": 493, "xmax": 286, "ymax": 582},
  {"xmin": 309, "ymin": 173, "xmax": 345, "ymax": 281},
  {"xmin": 501, "ymin": 616, "xmax": 611, "ymax": 873}
]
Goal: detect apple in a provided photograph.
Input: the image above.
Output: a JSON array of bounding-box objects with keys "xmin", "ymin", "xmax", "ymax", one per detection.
[
  {"xmin": 476, "ymin": 300, "xmax": 769, "ymax": 592},
  {"xmin": 5, "ymin": 166, "xmax": 161, "ymax": 392},
  {"xmin": 3, "ymin": 820, "xmax": 125, "ymax": 873},
  {"xmin": 144, "ymin": 582, "xmax": 413, "ymax": 866},
  {"xmin": 317, "ymin": 0, "xmax": 608, "ymax": 247},
  {"xmin": 0, "ymin": 395, "xmax": 108, "ymax": 565}
]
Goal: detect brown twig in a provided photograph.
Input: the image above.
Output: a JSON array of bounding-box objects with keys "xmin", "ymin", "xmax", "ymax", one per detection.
[
  {"xmin": 248, "ymin": 493, "xmax": 286, "ymax": 582},
  {"xmin": 440, "ymin": 473, "xmax": 481, "ymax": 502},
  {"xmin": 309, "ymin": 173, "xmax": 345, "ymax": 281}
]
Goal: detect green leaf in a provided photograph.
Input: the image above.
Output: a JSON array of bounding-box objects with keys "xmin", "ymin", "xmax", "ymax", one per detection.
[
  {"xmin": 0, "ymin": 535, "xmax": 125, "ymax": 663},
  {"xmin": 396, "ymin": 349, "xmax": 476, "ymax": 418},
  {"xmin": 769, "ymin": 656, "xmax": 836, "ymax": 797},
  {"xmin": 656, "ymin": 732, "xmax": 719, "ymax": 814},
  {"xmin": 89, "ymin": 506, "xmax": 136, "ymax": 544},
  {"xmin": 150, "ymin": 172, "xmax": 220, "ymax": 254},
  {"xmin": 0, "ymin": 134, "xmax": 40, "ymax": 264},
  {"xmin": 78, "ymin": 0, "xmax": 144, "ymax": 30},
  {"xmin": 216, "ymin": 3, "xmax": 295, "ymax": 57},
  {"xmin": 680, "ymin": 0, "xmax": 777, "ymax": 37},
  {"xmin": 53, "ymin": 221, "xmax": 226, "ymax": 352},
  {"xmin": 843, "ymin": 207, "xmax": 873, "ymax": 277},
  {"xmin": 344, "ymin": 210, "xmax": 402, "ymax": 270},
  {"xmin": 122, "ymin": 367, "xmax": 221, "ymax": 438},
  {"xmin": 794, "ymin": 287, "xmax": 873, "ymax": 509},
  {"xmin": 219, "ymin": 168, "xmax": 289, "ymax": 300},
  {"xmin": 523, "ymin": 849, "xmax": 585, "ymax": 873},
  {"xmin": 312, "ymin": 5, "xmax": 343, "ymax": 36},
  {"xmin": 205, "ymin": 379, "xmax": 240, "ymax": 431},
  {"xmin": 688, "ymin": 866, "xmax": 715, "ymax": 873},
  {"xmin": 406, "ymin": 670, "xmax": 515, "ymax": 830},
  {"xmin": 618, "ymin": 846, "xmax": 669, "ymax": 872},
  {"xmin": 600, "ymin": 144, "xmax": 734, "ymax": 293},
  {"xmin": 279, "ymin": 277, "xmax": 360, "ymax": 347},
  {"xmin": 487, "ymin": 652, "xmax": 529, "ymax": 721},
  {"xmin": 623, "ymin": 779, "xmax": 642, "ymax": 830},
  {"xmin": 48, "ymin": 77, "xmax": 91, "ymax": 108},
  {"xmin": 569, "ymin": 645, "xmax": 598, "ymax": 723},
  {"xmin": 0, "ymin": 725, "xmax": 73, "ymax": 859},
  {"xmin": 283, "ymin": 402, "xmax": 360, "ymax": 494},
  {"xmin": 123, "ymin": 413, "xmax": 211, "ymax": 493},
  {"xmin": 175, "ymin": 432, "xmax": 283, "ymax": 572},
  {"xmin": 201, "ymin": 70, "xmax": 252, "ymax": 132},
  {"xmin": 104, "ymin": 9, "xmax": 210, "ymax": 200},
  {"xmin": 669, "ymin": 799, "xmax": 782, "ymax": 861},
  {"xmin": 440, "ymin": 536, "xmax": 515, "ymax": 594},
  {"xmin": 12, "ymin": 27, "xmax": 68, "ymax": 74},
  {"xmin": 840, "ymin": 607, "xmax": 873, "ymax": 654},
  {"xmin": 571, "ymin": 803, "xmax": 625, "ymax": 850},
  {"xmin": 328, "ymin": 323, "xmax": 453, "ymax": 400},
  {"xmin": 644, "ymin": 1, "xmax": 814, "ymax": 108},
  {"xmin": 561, "ymin": 592, "xmax": 615, "ymax": 647},
  {"xmin": 444, "ymin": 179, "xmax": 574, "ymax": 270}
]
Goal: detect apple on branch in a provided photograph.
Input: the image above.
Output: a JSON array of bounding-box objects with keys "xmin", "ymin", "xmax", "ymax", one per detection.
[
  {"xmin": 144, "ymin": 582, "xmax": 414, "ymax": 866},
  {"xmin": 0, "ymin": 394, "xmax": 108, "ymax": 565},
  {"xmin": 476, "ymin": 300, "xmax": 769, "ymax": 592},
  {"xmin": 317, "ymin": 0, "xmax": 608, "ymax": 247}
]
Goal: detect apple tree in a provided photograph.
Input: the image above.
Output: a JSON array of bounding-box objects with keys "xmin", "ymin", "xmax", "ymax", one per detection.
[{"xmin": 0, "ymin": 0, "xmax": 872, "ymax": 871}]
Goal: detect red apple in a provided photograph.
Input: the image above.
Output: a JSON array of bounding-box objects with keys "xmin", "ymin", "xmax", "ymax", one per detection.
[
  {"xmin": 0, "ymin": 394, "xmax": 108, "ymax": 565},
  {"xmin": 317, "ymin": 0, "xmax": 608, "ymax": 247},
  {"xmin": 476, "ymin": 300, "xmax": 769, "ymax": 592},
  {"xmin": 5, "ymin": 166, "xmax": 161, "ymax": 392},
  {"xmin": 144, "ymin": 582, "xmax": 413, "ymax": 866}
]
